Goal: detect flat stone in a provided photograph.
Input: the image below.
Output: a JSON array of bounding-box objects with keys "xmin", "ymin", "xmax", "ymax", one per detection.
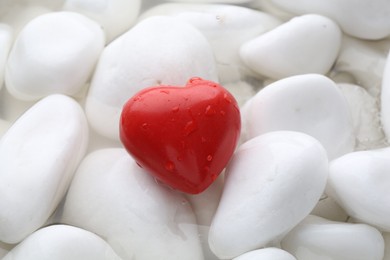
[
  {"xmin": 0, "ymin": 95, "xmax": 88, "ymax": 243},
  {"xmin": 2, "ymin": 225, "xmax": 121, "ymax": 260},
  {"xmin": 282, "ymin": 215, "xmax": 385, "ymax": 260},
  {"xmin": 327, "ymin": 147, "xmax": 390, "ymax": 231},
  {"xmin": 270, "ymin": 0, "xmax": 390, "ymax": 39},
  {"xmin": 85, "ymin": 16, "xmax": 217, "ymax": 140},
  {"xmin": 242, "ymin": 74, "xmax": 355, "ymax": 159},
  {"xmin": 63, "ymin": 0, "xmax": 141, "ymax": 42},
  {"xmin": 5, "ymin": 11, "xmax": 105, "ymax": 100},
  {"xmin": 61, "ymin": 148, "xmax": 203, "ymax": 260},
  {"xmin": 240, "ymin": 14, "xmax": 341, "ymax": 79},
  {"xmin": 209, "ymin": 131, "xmax": 328, "ymax": 259}
]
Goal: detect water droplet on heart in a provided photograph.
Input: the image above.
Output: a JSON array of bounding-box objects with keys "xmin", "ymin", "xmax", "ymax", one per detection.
[
  {"xmin": 211, "ymin": 173, "xmax": 218, "ymax": 181},
  {"xmin": 220, "ymin": 110, "xmax": 226, "ymax": 116},
  {"xmin": 184, "ymin": 121, "xmax": 197, "ymax": 136},
  {"xmin": 205, "ymin": 105, "xmax": 216, "ymax": 116},
  {"xmin": 189, "ymin": 77, "xmax": 202, "ymax": 83},
  {"xmin": 160, "ymin": 89, "xmax": 170, "ymax": 94},
  {"xmin": 207, "ymin": 155, "xmax": 213, "ymax": 161},
  {"xmin": 201, "ymin": 137, "xmax": 207, "ymax": 143},
  {"xmin": 133, "ymin": 95, "xmax": 142, "ymax": 101},
  {"xmin": 172, "ymin": 106, "xmax": 179, "ymax": 113},
  {"xmin": 177, "ymin": 155, "xmax": 183, "ymax": 161},
  {"xmin": 136, "ymin": 162, "xmax": 143, "ymax": 168},
  {"xmin": 165, "ymin": 161, "xmax": 175, "ymax": 172},
  {"xmin": 141, "ymin": 123, "xmax": 148, "ymax": 130},
  {"xmin": 224, "ymin": 93, "xmax": 232, "ymax": 103},
  {"xmin": 204, "ymin": 166, "xmax": 210, "ymax": 173}
]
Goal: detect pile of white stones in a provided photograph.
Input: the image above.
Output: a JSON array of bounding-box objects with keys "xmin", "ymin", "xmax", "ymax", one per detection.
[{"xmin": 0, "ymin": 0, "xmax": 390, "ymax": 259}]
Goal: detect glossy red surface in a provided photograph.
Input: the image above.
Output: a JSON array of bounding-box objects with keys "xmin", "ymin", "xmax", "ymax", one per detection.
[{"xmin": 120, "ymin": 77, "xmax": 241, "ymax": 194}]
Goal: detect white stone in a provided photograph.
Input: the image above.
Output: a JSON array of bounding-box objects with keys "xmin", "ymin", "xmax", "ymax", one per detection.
[
  {"xmin": 233, "ymin": 247, "xmax": 296, "ymax": 260},
  {"xmin": 335, "ymin": 36, "xmax": 388, "ymax": 97},
  {"xmin": 269, "ymin": 0, "xmax": 390, "ymax": 40},
  {"xmin": 240, "ymin": 14, "xmax": 341, "ymax": 79},
  {"xmin": 381, "ymin": 50, "xmax": 390, "ymax": 142},
  {"xmin": 327, "ymin": 148, "xmax": 390, "ymax": 231},
  {"xmin": 2, "ymin": 225, "xmax": 122, "ymax": 260},
  {"xmin": 209, "ymin": 131, "xmax": 329, "ymax": 259},
  {"xmin": 0, "ymin": 95, "xmax": 88, "ymax": 243},
  {"xmin": 5, "ymin": 11, "xmax": 105, "ymax": 101},
  {"xmin": 141, "ymin": 3, "xmax": 281, "ymax": 83},
  {"xmin": 338, "ymin": 83, "xmax": 385, "ymax": 150},
  {"xmin": 2, "ymin": 225, "xmax": 121, "ymax": 260},
  {"xmin": 86, "ymin": 16, "xmax": 217, "ymax": 140},
  {"xmin": 281, "ymin": 215, "xmax": 385, "ymax": 260},
  {"xmin": 61, "ymin": 148, "xmax": 203, "ymax": 260},
  {"xmin": 242, "ymin": 74, "xmax": 354, "ymax": 159},
  {"xmin": 63, "ymin": 0, "xmax": 141, "ymax": 42},
  {"xmin": 0, "ymin": 24, "xmax": 12, "ymax": 90}
]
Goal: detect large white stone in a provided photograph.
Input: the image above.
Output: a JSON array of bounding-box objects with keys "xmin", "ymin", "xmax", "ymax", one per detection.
[
  {"xmin": 240, "ymin": 14, "xmax": 341, "ymax": 79},
  {"xmin": 86, "ymin": 16, "xmax": 217, "ymax": 140},
  {"xmin": 233, "ymin": 247, "xmax": 296, "ymax": 260},
  {"xmin": 281, "ymin": 215, "xmax": 385, "ymax": 260},
  {"xmin": 209, "ymin": 131, "xmax": 329, "ymax": 259},
  {"xmin": 242, "ymin": 74, "xmax": 354, "ymax": 159},
  {"xmin": 61, "ymin": 148, "xmax": 203, "ymax": 260},
  {"xmin": 0, "ymin": 24, "xmax": 12, "ymax": 90},
  {"xmin": 269, "ymin": 0, "xmax": 390, "ymax": 40},
  {"xmin": 141, "ymin": 3, "xmax": 281, "ymax": 83},
  {"xmin": 63, "ymin": 0, "xmax": 141, "ymax": 42},
  {"xmin": 327, "ymin": 148, "xmax": 390, "ymax": 231},
  {"xmin": 5, "ymin": 11, "xmax": 105, "ymax": 101},
  {"xmin": 2, "ymin": 225, "xmax": 122, "ymax": 260},
  {"xmin": 0, "ymin": 95, "xmax": 88, "ymax": 243}
]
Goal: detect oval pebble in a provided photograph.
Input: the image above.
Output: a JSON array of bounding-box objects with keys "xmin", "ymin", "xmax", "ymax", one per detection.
[
  {"xmin": 141, "ymin": 3, "xmax": 281, "ymax": 83},
  {"xmin": 63, "ymin": 0, "xmax": 141, "ymax": 42},
  {"xmin": 86, "ymin": 16, "xmax": 217, "ymax": 140},
  {"xmin": 327, "ymin": 148, "xmax": 390, "ymax": 231},
  {"xmin": 281, "ymin": 215, "xmax": 385, "ymax": 260},
  {"xmin": 61, "ymin": 148, "xmax": 203, "ymax": 260},
  {"xmin": 208, "ymin": 131, "xmax": 329, "ymax": 259},
  {"xmin": 269, "ymin": 0, "xmax": 390, "ymax": 40},
  {"xmin": 233, "ymin": 247, "xmax": 296, "ymax": 260},
  {"xmin": 2, "ymin": 225, "xmax": 121, "ymax": 260},
  {"xmin": 5, "ymin": 11, "xmax": 105, "ymax": 101},
  {"xmin": 242, "ymin": 74, "xmax": 355, "ymax": 159},
  {"xmin": 0, "ymin": 24, "xmax": 12, "ymax": 90},
  {"xmin": 240, "ymin": 14, "xmax": 341, "ymax": 79},
  {"xmin": 0, "ymin": 94, "xmax": 88, "ymax": 243}
]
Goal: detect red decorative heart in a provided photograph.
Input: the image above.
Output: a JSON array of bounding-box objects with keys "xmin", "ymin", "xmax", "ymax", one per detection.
[{"xmin": 120, "ymin": 77, "xmax": 241, "ymax": 194}]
